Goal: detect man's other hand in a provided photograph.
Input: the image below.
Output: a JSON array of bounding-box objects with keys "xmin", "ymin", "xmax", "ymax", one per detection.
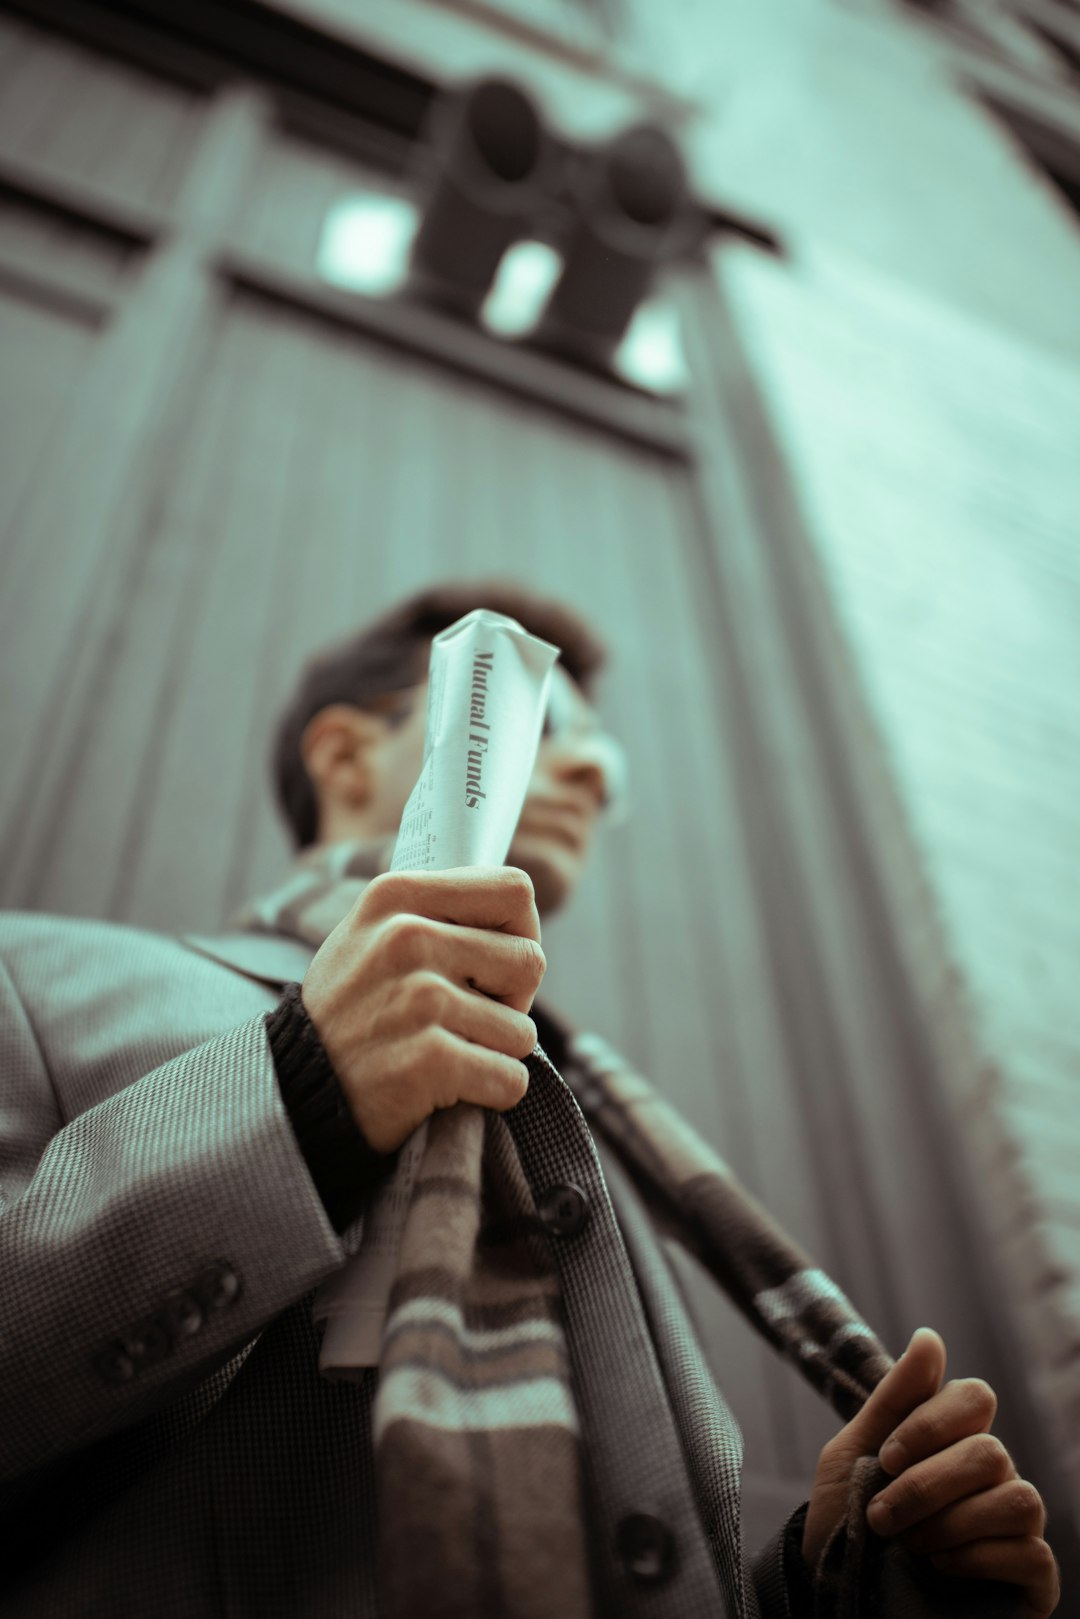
[
  {"xmin": 301, "ymin": 866, "xmax": 544, "ymax": 1153},
  {"xmin": 802, "ymin": 1328, "xmax": 1059, "ymax": 1616}
]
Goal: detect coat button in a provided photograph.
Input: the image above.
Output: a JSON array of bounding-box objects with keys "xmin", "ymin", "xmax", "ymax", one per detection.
[
  {"xmin": 538, "ymin": 1184, "xmax": 589, "ymax": 1237},
  {"xmin": 615, "ymin": 1514, "xmax": 676, "ymax": 1583},
  {"xmin": 195, "ymin": 1262, "xmax": 241, "ymax": 1311},
  {"xmin": 122, "ymin": 1316, "xmax": 171, "ymax": 1369},
  {"xmin": 93, "ymin": 1344, "xmax": 136, "ymax": 1386},
  {"xmin": 161, "ymin": 1289, "xmax": 204, "ymax": 1340}
]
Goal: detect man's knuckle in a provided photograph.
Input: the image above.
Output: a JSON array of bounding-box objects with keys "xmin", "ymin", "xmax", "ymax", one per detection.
[
  {"xmin": 1029, "ymin": 1536, "xmax": 1057, "ymax": 1579},
  {"xmin": 422, "ymin": 1028, "xmax": 461, "ymax": 1099},
  {"xmin": 503, "ymin": 866, "xmax": 535, "ymax": 908},
  {"xmin": 900, "ymin": 1409, "xmax": 936, "ymax": 1454},
  {"xmin": 407, "ymin": 971, "xmax": 448, "ymax": 1023},
  {"xmin": 493, "ymin": 1056, "xmax": 528, "ymax": 1109},
  {"xmin": 364, "ymin": 870, "xmax": 396, "ymax": 900},
  {"xmin": 900, "ymin": 1469, "xmax": 935, "ymax": 1517},
  {"xmin": 815, "ymin": 1452, "xmax": 853, "ymax": 1495},
  {"xmin": 398, "ymin": 1038, "xmax": 423, "ymax": 1084},
  {"xmin": 953, "ymin": 1377, "xmax": 997, "ymax": 1425},
  {"xmin": 409, "ymin": 1024, "xmax": 440, "ymax": 1069},
  {"xmin": 970, "ymin": 1433, "xmax": 1011, "ymax": 1481},
  {"xmin": 816, "ymin": 1434, "xmax": 850, "ymax": 1477},
  {"xmin": 425, "ymin": 1024, "xmax": 455, "ymax": 1060},
  {"xmin": 1009, "ymin": 1480, "xmax": 1045, "ymax": 1531},
  {"xmin": 518, "ymin": 936, "xmax": 546, "ymax": 985},
  {"xmin": 379, "ymin": 913, "xmax": 432, "ymax": 967},
  {"xmin": 363, "ymin": 871, "xmax": 407, "ymax": 913}
]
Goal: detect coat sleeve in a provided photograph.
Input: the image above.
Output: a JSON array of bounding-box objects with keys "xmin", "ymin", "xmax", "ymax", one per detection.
[
  {"xmin": 0, "ymin": 946, "xmax": 354, "ymax": 1486},
  {"xmin": 748, "ymin": 1525, "xmax": 796, "ymax": 1618},
  {"xmin": 747, "ymin": 1506, "xmax": 813, "ymax": 1619}
]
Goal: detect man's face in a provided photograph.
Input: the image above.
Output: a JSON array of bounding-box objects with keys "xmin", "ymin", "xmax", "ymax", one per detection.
[{"xmin": 357, "ymin": 667, "xmax": 620, "ymax": 914}]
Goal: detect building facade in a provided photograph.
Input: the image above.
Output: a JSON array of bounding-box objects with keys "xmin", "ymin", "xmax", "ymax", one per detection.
[{"xmin": 1, "ymin": 0, "xmax": 1078, "ymax": 1587}]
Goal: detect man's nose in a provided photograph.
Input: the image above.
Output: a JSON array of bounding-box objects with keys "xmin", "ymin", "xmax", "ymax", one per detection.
[{"xmin": 543, "ymin": 736, "xmax": 609, "ymax": 808}]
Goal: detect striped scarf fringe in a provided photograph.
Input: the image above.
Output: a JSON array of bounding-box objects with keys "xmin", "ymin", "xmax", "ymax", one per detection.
[
  {"xmin": 569, "ymin": 1030, "xmax": 893, "ymax": 1422},
  {"xmin": 374, "ymin": 1103, "xmax": 592, "ymax": 1619}
]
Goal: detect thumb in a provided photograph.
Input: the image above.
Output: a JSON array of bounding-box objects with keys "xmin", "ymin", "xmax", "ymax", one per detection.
[{"xmin": 841, "ymin": 1327, "xmax": 946, "ymax": 1459}]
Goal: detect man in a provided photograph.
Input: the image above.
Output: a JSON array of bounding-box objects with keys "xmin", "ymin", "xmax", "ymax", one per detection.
[{"xmin": 0, "ymin": 583, "xmax": 1058, "ymax": 1617}]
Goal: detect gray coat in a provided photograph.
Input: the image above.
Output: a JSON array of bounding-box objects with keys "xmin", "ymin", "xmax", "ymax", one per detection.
[{"xmin": 0, "ymin": 910, "xmax": 800, "ymax": 1617}]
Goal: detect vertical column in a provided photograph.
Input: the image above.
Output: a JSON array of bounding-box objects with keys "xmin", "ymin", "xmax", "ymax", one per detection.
[
  {"xmin": 0, "ymin": 84, "xmax": 269, "ymax": 900},
  {"xmin": 680, "ymin": 250, "xmax": 1080, "ymax": 1579}
]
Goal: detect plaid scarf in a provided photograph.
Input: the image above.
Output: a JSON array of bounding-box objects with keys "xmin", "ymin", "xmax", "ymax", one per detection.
[{"xmin": 238, "ymin": 844, "xmax": 893, "ymax": 1616}]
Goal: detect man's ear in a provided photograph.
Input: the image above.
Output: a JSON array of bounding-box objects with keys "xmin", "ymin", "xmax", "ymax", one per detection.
[{"xmin": 299, "ymin": 703, "xmax": 383, "ymax": 811}]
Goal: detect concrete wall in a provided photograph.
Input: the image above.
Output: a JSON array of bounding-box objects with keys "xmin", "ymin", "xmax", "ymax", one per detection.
[
  {"xmin": 625, "ymin": 0, "xmax": 1080, "ymax": 1507},
  {"xmin": 632, "ymin": 0, "xmax": 1080, "ymax": 362},
  {"xmin": 717, "ymin": 238, "xmax": 1080, "ymax": 1506}
]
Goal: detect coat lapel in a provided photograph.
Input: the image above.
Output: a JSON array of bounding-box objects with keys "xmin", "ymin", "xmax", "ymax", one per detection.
[{"xmin": 180, "ymin": 932, "xmax": 316, "ymax": 991}]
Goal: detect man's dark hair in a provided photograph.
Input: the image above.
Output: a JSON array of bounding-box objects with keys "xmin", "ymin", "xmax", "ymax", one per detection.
[{"xmin": 272, "ymin": 580, "xmax": 607, "ymax": 849}]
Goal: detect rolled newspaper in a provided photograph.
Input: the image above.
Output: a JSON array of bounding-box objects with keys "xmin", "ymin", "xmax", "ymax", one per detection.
[{"xmin": 314, "ymin": 608, "xmax": 559, "ymax": 1374}]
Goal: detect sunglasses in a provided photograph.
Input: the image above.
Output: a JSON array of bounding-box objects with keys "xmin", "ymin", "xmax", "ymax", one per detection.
[{"xmin": 541, "ymin": 668, "xmax": 630, "ymax": 825}]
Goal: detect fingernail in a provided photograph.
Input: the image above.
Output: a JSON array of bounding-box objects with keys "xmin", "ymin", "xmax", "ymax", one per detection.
[
  {"xmin": 879, "ymin": 1437, "xmax": 907, "ymax": 1474},
  {"xmin": 866, "ymin": 1497, "xmax": 893, "ymax": 1534}
]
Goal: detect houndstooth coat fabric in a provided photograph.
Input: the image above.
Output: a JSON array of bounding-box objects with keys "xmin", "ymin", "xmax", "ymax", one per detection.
[{"xmin": 0, "ymin": 908, "xmax": 803, "ymax": 1617}]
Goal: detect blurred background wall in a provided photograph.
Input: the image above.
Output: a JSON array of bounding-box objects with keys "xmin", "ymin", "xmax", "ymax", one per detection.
[{"xmin": 1, "ymin": 0, "xmax": 1078, "ymax": 1590}]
